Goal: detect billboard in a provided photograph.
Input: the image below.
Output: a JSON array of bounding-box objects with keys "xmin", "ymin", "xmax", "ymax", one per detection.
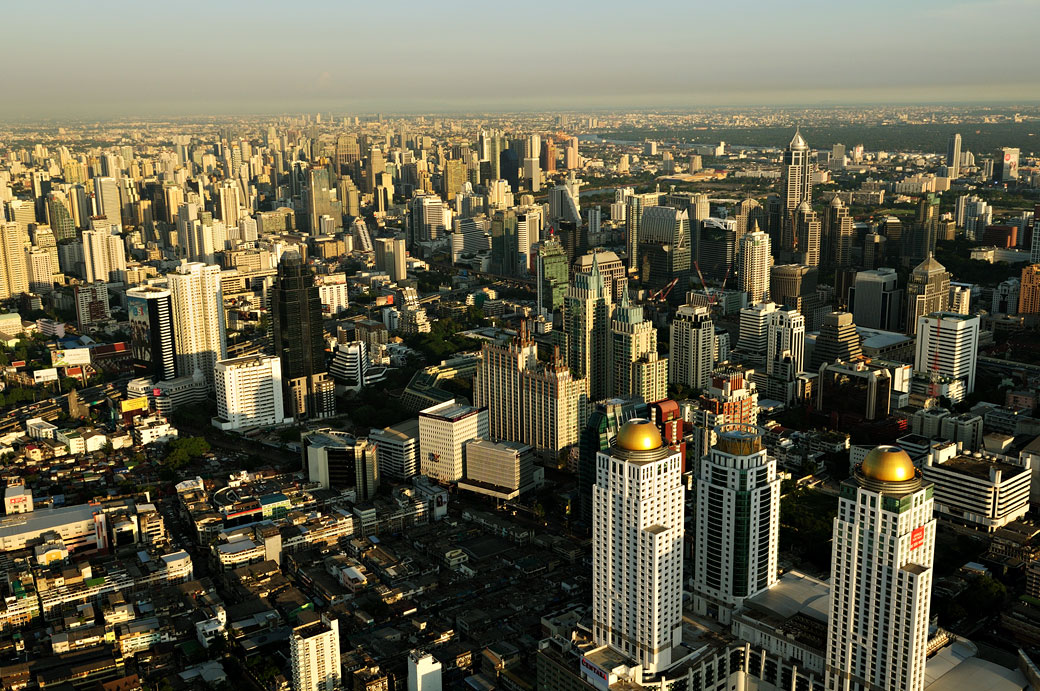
[
  {"xmin": 33, "ymin": 368, "xmax": 59, "ymax": 383},
  {"xmin": 120, "ymin": 396, "xmax": 149, "ymax": 413},
  {"xmin": 51, "ymin": 349, "xmax": 91, "ymax": 367},
  {"xmin": 911, "ymin": 526, "xmax": 925, "ymax": 550}
]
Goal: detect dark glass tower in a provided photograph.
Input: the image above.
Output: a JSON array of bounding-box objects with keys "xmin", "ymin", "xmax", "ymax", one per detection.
[
  {"xmin": 127, "ymin": 286, "xmax": 177, "ymax": 381},
  {"xmin": 271, "ymin": 251, "xmax": 335, "ymax": 420}
]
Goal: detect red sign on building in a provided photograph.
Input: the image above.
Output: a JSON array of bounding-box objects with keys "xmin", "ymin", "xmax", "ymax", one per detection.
[{"xmin": 910, "ymin": 526, "xmax": 925, "ymax": 550}]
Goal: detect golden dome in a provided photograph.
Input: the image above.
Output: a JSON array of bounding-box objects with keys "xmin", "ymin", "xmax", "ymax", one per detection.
[
  {"xmin": 861, "ymin": 445, "xmax": 916, "ymax": 482},
  {"xmin": 616, "ymin": 418, "xmax": 663, "ymax": 451}
]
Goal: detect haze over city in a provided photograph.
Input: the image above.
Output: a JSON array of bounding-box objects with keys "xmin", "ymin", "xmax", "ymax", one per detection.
[{"xmin": 3, "ymin": 0, "xmax": 1040, "ymax": 119}]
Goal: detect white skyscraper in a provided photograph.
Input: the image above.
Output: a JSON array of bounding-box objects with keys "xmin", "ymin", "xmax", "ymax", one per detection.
[
  {"xmin": 418, "ymin": 399, "xmax": 489, "ymax": 483},
  {"xmin": 290, "ymin": 612, "xmax": 341, "ymax": 691},
  {"xmin": 92, "ymin": 176, "xmax": 121, "ymax": 225},
  {"xmin": 914, "ymin": 312, "xmax": 980, "ymax": 397},
  {"xmin": 167, "ymin": 262, "xmax": 227, "ymax": 389},
  {"xmin": 669, "ymin": 304, "xmax": 714, "ymax": 390},
  {"xmin": 737, "ymin": 300, "xmax": 779, "ymax": 359},
  {"xmin": 213, "ymin": 355, "xmax": 287, "ymax": 431},
  {"xmin": 692, "ymin": 424, "xmax": 779, "ymax": 625},
  {"xmin": 737, "ymin": 226, "xmax": 771, "ymax": 304},
  {"xmin": 407, "ymin": 651, "xmax": 442, "ymax": 691},
  {"xmin": 0, "ymin": 222, "xmax": 29, "ymax": 300},
  {"xmin": 767, "ymin": 307, "xmax": 805, "ymax": 375},
  {"xmin": 592, "ymin": 419, "xmax": 683, "ymax": 675},
  {"xmin": 82, "ymin": 226, "xmax": 127, "ymax": 284},
  {"xmin": 826, "ymin": 445, "xmax": 935, "ymax": 691}
]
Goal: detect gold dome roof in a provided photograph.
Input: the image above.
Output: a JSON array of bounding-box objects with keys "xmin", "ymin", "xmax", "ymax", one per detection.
[
  {"xmin": 861, "ymin": 445, "xmax": 916, "ymax": 482},
  {"xmin": 616, "ymin": 418, "xmax": 663, "ymax": 451}
]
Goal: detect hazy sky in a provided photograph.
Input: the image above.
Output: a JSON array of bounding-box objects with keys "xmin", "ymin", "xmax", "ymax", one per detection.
[{"xmin": 3, "ymin": 0, "xmax": 1039, "ymax": 119}]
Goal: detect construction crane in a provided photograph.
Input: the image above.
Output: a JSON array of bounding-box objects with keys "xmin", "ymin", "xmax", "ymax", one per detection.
[
  {"xmin": 647, "ymin": 278, "xmax": 678, "ymax": 302},
  {"xmin": 692, "ymin": 261, "xmax": 731, "ymax": 306}
]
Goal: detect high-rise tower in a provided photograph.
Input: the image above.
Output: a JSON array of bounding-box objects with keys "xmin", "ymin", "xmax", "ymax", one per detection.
[
  {"xmin": 592, "ymin": 419, "xmax": 683, "ymax": 674},
  {"xmin": 737, "ymin": 225, "xmax": 771, "ymax": 304},
  {"xmin": 610, "ymin": 284, "xmax": 667, "ymax": 403},
  {"xmin": 271, "ymin": 252, "xmax": 335, "ymax": 420},
  {"xmin": 905, "ymin": 255, "xmax": 951, "ymax": 336},
  {"xmin": 826, "ymin": 445, "xmax": 935, "ymax": 691},
  {"xmin": 564, "ymin": 260, "xmax": 611, "ymax": 401},
  {"xmin": 946, "ymin": 133, "xmax": 962, "ymax": 178},
  {"xmin": 692, "ymin": 423, "xmax": 779, "ymax": 625},
  {"xmin": 668, "ymin": 305, "xmax": 714, "ymax": 390},
  {"xmin": 780, "ymin": 129, "xmax": 813, "ymax": 254},
  {"xmin": 168, "ymin": 262, "xmax": 226, "ymax": 389},
  {"xmin": 127, "ymin": 286, "xmax": 177, "ymax": 382}
]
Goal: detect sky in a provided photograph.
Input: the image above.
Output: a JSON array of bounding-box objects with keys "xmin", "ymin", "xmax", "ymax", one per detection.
[{"xmin": 2, "ymin": 0, "xmax": 1039, "ymax": 119}]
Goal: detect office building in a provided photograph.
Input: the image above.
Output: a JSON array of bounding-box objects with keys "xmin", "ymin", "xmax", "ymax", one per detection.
[
  {"xmin": 779, "ymin": 129, "xmax": 813, "ymax": 253},
  {"xmin": 737, "ymin": 227, "xmax": 770, "ymax": 304},
  {"xmin": 698, "ymin": 217, "xmax": 736, "ymax": 281},
  {"xmin": 290, "ymin": 612, "xmax": 341, "ymax": 691},
  {"xmin": 1018, "ymin": 264, "xmax": 1040, "ymax": 314},
  {"xmin": 212, "ymin": 355, "xmax": 287, "ymax": 431},
  {"xmin": 905, "ymin": 255, "xmax": 951, "ymax": 336},
  {"xmin": 536, "ymin": 234, "xmax": 568, "ymax": 314},
  {"xmin": 826, "ymin": 446, "xmax": 934, "ymax": 691},
  {"xmin": 369, "ymin": 419, "xmax": 420, "ymax": 482},
  {"xmin": 168, "ymin": 262, "xmax": 226, "ymax": 389},
  {"xmin": 693, "ymin": 424, "xmax": 779, "ymax": 625},
  {"xmin": 816, "ymin": 359, "xmax": 892, "ymax": 420},
  {"xmin": 573, "ymin": 249, "xmax": 627, "ymax": 305},
  {"xmin": 914, "ymin": 312, "xmax": 980, "ymax": 400},
  {"xmin": 767, "ymin": 307, "xmax": 805, "ymax": 375},
  {"xmin": 271, "ymin": 252, "xmax": 335, "ymax": 420},
  {"xmin": 849, "ymin": 268, "xmax": 902, "ymax": 332},
  {"xmin": 946, "ymin": 133, "xmax": 961, "ymax": 178},
  {"xmin": 921, "ymin": 443, "xmax": 1029, "ymax": 533},
  {"xmin": 994, "ymin": 147, "xmax": 1020, "ymax": 182},
  {"xmin": 577, "ymin": 399, "xmax": 647, "ymax": 524},
  {"xmin": 374, "ymin": 236, "xmax": 407, "ymax": 283},
  {"xmin": 992, "ymin": 278, "xmax": 1020, "ymax": 315},
  {"xmin": 639, "ymin": 205, "xmax": 691, "ymax": 290},
  {"xmin": 302, "ymin": 431, "xmax": 380, "ymax": 499},
  {"xmin": 669, "ymin": 304, "xmax": 714, "ymax": 390},
  {"xmin": 92, "ymin": 177, "xmax": 121, "ymax": 225},
  {"xmin": 407, "ymin": 651, "xmax": 442, "ymax": 691},
  {"xmin": 824, "ymin": 196, "xmax": 854, "ymax": 268},
  {"xmin": 625, "ymin": 193, "xmax": 644, "ymax": 274},
  {"xmin": 733, "ymin": 197, "xmax": 766, "ymax": 244},
  {"xmin": 793, "ymin": 201, "xmax": 821, "ymax": 266},
  {"xmin": 737, "ymin": 301, "xmax": 779, "ymax": 358},
  {"xmin": 564, "ymin": 261, "xmax": 611, "ymax": 401},
  {"xmin": 459, "ymin": 439, "xmax": 535, "ymax": 499},
  {"xmin": 611, "ymin": 284, "xmax": 667, "ymax": 403},
  {"xmin": 127, "ymin": 286, "xmax": 177, "ymax": 382},
  {"xmin": 474, "ymin": 326, "xmax": 589, "ymax": 461},
  {"xmin": 74, "ymin": 282, "xmax": 110, "ymax": 328},
  {"xmin": 592, "ymin": 419, "xmax": 683, "ymax": 674},
  {"xmin": 810, "ymin": 311, "xmax": 862, "ymax": 371},
  {"xmin": 769, "ymin": 264, "xmax": 815, "ymax": 314},
  {"xmin": 82, "ymin": 226, "xmax": 126, "ymax": 284},
  {"xmin": 418, "ymin": 399, "xmax": 489, "ymax": 483}
]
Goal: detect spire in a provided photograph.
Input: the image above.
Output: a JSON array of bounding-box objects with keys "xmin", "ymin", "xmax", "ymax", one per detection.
[
  {"xmin": 789, "ymin": 127, "xmax": 809, "ymax": 151},
  {"xmin": 620, "ymin": 280, "xmax": 631, "ymax": 308}
]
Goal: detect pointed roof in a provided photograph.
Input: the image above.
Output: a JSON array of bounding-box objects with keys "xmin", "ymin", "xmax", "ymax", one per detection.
[
  {"xmin": 789, "ymin": 127, "xmax": 809, "ymax": 151},
  {"xmin": 912, "ymin": 252, "xmax": 947, "ymax": 275},
  {"xmin": 619, "ymin": 280, "xmax": 631, "ymax": 308},
  {"xmin": 830, "ymin": 195, "xmax": 844, "ymax": 208}
]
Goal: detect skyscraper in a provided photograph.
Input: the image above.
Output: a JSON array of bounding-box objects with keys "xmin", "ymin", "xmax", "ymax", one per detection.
[
  {"xmin": 0, "ymin": 222, "xmax": 29, "ymax": 300},
  {"xmin": 213, "ymin": 355, "xmax": 287, "ymax": 431},
  {"xmin": 692, "ymin": 423, "xmax": 779, "ymax": 625},
  {"xmin": 824, "ymin": 196, "xmax": 854, "ymax": 268},
  {"xmin": 92, "ymin": 176, "xmax": 121, "ymax": 225},
  {"xmin": 592, "ymin": 419, "xmax": 683, "ymax": 674},
  {"xmin": 610, "ymin": 284, "xmax": 668, "ymax": 403},
  {"xmin": 168, "ymin": 262, "xmax": 226, "ymax": 389},
  {"xmin": 127, "ymin": 286, "xmax": 177, "ymax": 382},
  {"xmin": 826, "ymin": 445, "xmax": 935, "ymax": 691},
  {"xmin": 1019, "ymin": 264, "xmax": 1040, "ymax": 314},
  {"xmin": 639, "ymin": 205, "xmax": 691, "ymax": 290},
  {"xmin": 767, "ymin": 307, "xmax": 805, "ymax": 375},
  {"xmin": 737, "ymin": 225, "xmax": 770, "ymax": 304},
  {"xmin": 564, "ymin": 261, "xmax": 611, "ymax": 401},
  {"xmin": 946, "ymin": 133, "xmax": 962, "ymax": 178},
  {"xmin": 794, "ymin": 201, "xmax": 821, "ymax": 266},
  {"xmin": 290, "ymin": 612, "xmax": 341, "ymax": 691},
  {"xmin": 82, "ymin": 226, "xmax": 126, "ymax": 283},
  {"xmin": 914, "ymin": 312, "xmax": 980, "ymax": 398},
  {"xmin": 536, "ymin": 234, "xmax": 568, "ymax": 315},
  {"xmin": 849, "ymin": 268, "xmax": 902, "ymax": 332},
  {"xmin": 810, "ymin": 311, "xmax": 863, "ymax": 371},
  {"xmin": 271, "ymin": 252, "xmax": 335, "ymax": 420},
  {"xmin": 905, "ymin": 255, "xmax": 951, "ymax": 336},
  {"xmin": 780, "ymin": 129, "xmax": 813, "ymax": 254},
  {"xmin": 625, "ymin": 193, "xmax": 644, "ymax": 275},
  {"xmin": 374, "ymin": 236, "xmax": 407, "ymax": 283},
  {"xmin": 668, "ymin": 304, "xmax": 714, "ymax": 390}
]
